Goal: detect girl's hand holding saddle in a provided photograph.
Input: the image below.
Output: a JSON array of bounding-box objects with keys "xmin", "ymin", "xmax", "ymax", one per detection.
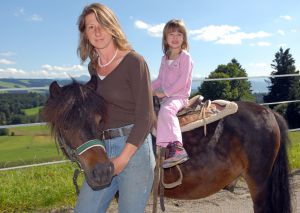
[{"xmin": 153, "ymin": 89, "xmax": 166, "ymax": 99}]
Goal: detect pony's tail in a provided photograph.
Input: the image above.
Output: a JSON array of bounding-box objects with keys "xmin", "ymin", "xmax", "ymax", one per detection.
[{"xmin": 268, "ymin": 112, "xmax": 291, "ymax": 213}]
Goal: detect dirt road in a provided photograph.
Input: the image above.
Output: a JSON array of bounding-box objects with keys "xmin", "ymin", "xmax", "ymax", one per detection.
[{"xmin": 107, "ymin": 170, "xmax": 300, "ymax": 213}]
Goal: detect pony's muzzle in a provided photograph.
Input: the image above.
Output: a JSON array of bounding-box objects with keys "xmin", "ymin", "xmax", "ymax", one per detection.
[{"xmin": 86, "ymin": 161, "xmax": 115, "ymax": 190}]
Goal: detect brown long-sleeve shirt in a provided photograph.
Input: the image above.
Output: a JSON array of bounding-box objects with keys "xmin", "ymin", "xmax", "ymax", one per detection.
[{"xmin": 89, "ymin": 51, "xmax": 154, "ymax": 147}]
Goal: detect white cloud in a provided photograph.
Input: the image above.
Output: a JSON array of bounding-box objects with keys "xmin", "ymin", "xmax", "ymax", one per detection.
[
  {"xmin": 280, "ymin": 15, "xmax": 292, "ymax": 21},
  {"xmin": 134, "ymin": 20, "xmax": 165, "ymax": 37},
  {"xmin": 41, "ymin": 64, "xmax": 85, "ymax": 72},
  {"xmin": 189, "ymin": 25, "xmax": 240, "ymax": 42},
  {"xmin": 0, "ymin": 64, "xmax": 87, "ymax": 79},
  {"xmin": 290, "ymin": 29, "xmax": 297, "ymax": 33},
  {"xmin": 277, "ymin": 29, "xmax": 285, "ymax": 36},
  {"xmin": 28, "ymin": 14, "xmax": 43, "ymax": 22},
  {"xmin": 0, "ymin": 68, "xmax": 26, "ymax": 77},
  {"xmin": 190, "ymin": 25, "xmax": 271, "ymax": 45},
  {"xmin": 134, "ymin": 20, "xmax": 149, "ymax": 29},
  {"xmin": 0, "ymin": 59, "xmax": 15, "ymax": 65},
  {"xmin": 256, "ymin": 42, "xmax": 272, "ymax": 46}
]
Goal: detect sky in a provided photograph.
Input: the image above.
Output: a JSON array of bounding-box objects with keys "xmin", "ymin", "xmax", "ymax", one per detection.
[{"xmin": 0, "ymin": 0, "xmax": 299, "ymax": 80}]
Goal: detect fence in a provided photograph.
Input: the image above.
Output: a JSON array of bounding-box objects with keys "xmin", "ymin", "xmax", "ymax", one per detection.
[{"xmin": 0, "ymin": 74, "xmax": 299, "ymax": 171}]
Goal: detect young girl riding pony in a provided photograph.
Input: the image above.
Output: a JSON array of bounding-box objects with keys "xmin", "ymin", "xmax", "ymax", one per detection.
[{"xmin": 152, "ymin": 19, "xmax": 193, "ymax": 168}]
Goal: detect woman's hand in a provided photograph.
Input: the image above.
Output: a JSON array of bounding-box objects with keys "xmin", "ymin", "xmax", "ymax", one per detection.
[
  {"xmin": 111, "ymin": 155, "xmax": 130, "ymax": 175},
  {"xmin": 111, "ymin": 143, "xmax": 137, "ymax": 175}
]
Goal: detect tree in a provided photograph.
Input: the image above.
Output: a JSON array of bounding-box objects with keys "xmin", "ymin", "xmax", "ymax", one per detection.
[
  {"xmin": 198, "ymin": 59, "xmax": 254, "ymax": 101},
  {"xmin": 264, "ymin": 47, "xmax": 300, "ymax": 128}
]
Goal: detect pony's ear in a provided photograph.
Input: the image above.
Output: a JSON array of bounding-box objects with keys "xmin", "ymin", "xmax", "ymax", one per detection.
[
  {"xmin": 49, "ymin": 81, "xmax": 61, "ymax": 98},
  {"xmin": 86, "ymin": 75, "xmax": 98, "ymax": 91}
]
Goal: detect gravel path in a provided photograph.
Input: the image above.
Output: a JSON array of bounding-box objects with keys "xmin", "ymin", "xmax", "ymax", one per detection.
[{"xmin": 107, "ymin": 170, "xmax": 300, "ymax": 213}]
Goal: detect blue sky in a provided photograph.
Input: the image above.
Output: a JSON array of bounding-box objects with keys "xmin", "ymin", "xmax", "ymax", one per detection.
[{"xmin": 0, "ymin": 0, "xmax": 299, "ymax": 80}]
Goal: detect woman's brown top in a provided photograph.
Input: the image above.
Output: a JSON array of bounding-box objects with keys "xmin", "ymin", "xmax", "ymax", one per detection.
[{"xmin": 89, "ymin": 51, "xmax": 154, "ymax": 147}]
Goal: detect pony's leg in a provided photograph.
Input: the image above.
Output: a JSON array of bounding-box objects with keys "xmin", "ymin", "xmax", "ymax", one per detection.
[{"xmin": 244, "ymin": 175, "xmax": 272, "ymax": 213}]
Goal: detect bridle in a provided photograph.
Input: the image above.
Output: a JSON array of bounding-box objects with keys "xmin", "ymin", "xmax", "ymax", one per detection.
[{"xmin": 56, "ymin": 133, "xmax": 106, "ymax": 195}]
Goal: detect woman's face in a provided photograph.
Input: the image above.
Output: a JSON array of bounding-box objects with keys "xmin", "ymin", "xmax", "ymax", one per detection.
[
  {"xmin": 85, "ymin": 13, "xmax": 113, "ymax": 50},
  {"xmin": 166, "ymin": 30, "xmax": 184, "ymax": 51}
]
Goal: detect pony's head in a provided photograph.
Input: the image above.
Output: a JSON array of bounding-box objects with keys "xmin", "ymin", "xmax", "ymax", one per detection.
[{"xmin": 43, "ymin": 75, "xmax": 114, "ymax": 190}]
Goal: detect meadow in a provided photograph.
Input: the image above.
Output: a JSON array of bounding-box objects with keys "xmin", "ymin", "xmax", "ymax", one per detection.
[
  {"xmin": 0, "ymin": 125, "xmax": 64, "ymax": 168},
  {"xmin": 0, "ymin": 125, "xmax": 299, "ymax": 212}
]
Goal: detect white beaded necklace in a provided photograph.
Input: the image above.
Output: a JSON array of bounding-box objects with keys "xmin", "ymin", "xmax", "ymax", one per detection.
[{"xmin": 98, "ymin": 49, "xmax": 118, "ymax": 68}]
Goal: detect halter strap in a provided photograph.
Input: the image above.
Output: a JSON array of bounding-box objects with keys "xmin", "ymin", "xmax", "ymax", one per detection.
[{"xmin": 76, "ymin": 139, "xmax": 106, "ymax": 155}]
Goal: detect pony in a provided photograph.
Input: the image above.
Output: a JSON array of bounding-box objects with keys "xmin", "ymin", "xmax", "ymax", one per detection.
[{"xmin": 43, "ymin": 75, "xmax": 291, "ymax": 213}]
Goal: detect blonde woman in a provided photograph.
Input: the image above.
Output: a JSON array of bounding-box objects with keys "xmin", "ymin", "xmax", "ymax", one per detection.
[{"xmin": 75, "ymin": 3, "xmax": 155, "ymax": 212}]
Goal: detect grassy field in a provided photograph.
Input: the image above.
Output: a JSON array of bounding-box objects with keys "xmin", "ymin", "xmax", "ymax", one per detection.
[
  {"xmin": 0, "ymin": 125, "xmax": 65, "ymax": 168},
  {"xmin": 289, "ymin": 131, "xmax": 300, "ymax": 169},
  {"xmin": 22, "ymin": 106, "xmax": 42, "ymax": 116},
  {"xmin": 0, "ymin": 126, "xmax": 299, "ymax": 212},
  {"xmin": 0, "ymin": 163, "xmax": 82, "ymax": 212}
]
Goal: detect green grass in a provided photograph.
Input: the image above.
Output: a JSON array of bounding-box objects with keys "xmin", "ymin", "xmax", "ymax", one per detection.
[
  {"xmin": 288, "ymin": 131, "xmax": 300, "ymax": 170},
  {"xmin": 0, "ymin": 125, "xmax": 65, "ymax": 168},
  {"xmin": 22, "ymin": 106, "xmax": 42, "ymax": 116},
  {"xmin": 0, "ymin": 163, "xmax": 83, "ymax": 212},
  {"xmin": 0, "ymin": 125, "xmax": 299, "ymax": 212}
]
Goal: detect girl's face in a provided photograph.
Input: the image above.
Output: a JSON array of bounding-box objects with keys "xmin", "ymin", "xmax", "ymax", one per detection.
[
  {"xmin": 85, "ymin": 13, "xmax": 113, "ymax": 50},
  {"xmin": 166, "ymin": 30, "xmax": 184, "ymax": 51}
]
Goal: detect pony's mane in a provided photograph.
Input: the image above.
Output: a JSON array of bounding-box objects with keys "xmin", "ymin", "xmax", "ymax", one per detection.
[{"xmin": 43, "ymin": 80, "xmax": 106, "ymax": 140}]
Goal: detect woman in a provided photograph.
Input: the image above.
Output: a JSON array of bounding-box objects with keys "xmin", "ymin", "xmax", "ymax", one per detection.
[{"xmin": 75, "ymin": 3, "xmax": 155, "ymax": 212}]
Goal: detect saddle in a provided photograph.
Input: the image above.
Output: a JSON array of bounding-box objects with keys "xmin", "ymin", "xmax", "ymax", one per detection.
[{"xmin": 177, "ymin": 95, "xmax": 238, "ymax": 133}]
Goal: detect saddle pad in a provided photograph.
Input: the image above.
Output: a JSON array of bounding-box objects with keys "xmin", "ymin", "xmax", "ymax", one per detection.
[{"xmin": 180, "ymin": 100, "xmax": 238, "ymax": 132}]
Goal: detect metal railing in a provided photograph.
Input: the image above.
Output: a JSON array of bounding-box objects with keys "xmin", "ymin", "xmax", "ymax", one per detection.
[{"xmin": 1, "ymin": 74, "xmax": 299, "ymax": 171}]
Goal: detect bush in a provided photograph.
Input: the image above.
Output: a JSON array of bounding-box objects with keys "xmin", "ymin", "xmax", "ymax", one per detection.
[{"xmin": 0, "ymin": 128, "xmax": 9, "ymax": 136}]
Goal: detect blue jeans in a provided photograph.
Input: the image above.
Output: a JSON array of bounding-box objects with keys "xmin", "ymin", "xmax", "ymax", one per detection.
[{"xmin": 75, "ymin": 129, "xmax": 155, "ymax": 213}]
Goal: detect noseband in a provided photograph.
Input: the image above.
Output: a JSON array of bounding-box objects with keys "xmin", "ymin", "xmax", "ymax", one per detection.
[
  {"xmin": 57, "ymin": 135, "xmax": 106, "ymax": 165},
  {"xmin": 76, "ymin": 139, "xmax": 106, "ymax": 155}
]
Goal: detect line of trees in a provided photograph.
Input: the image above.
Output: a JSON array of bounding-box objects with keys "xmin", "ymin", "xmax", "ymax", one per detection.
[
  {"xmin": 0, "ymin": 92, "xmax": 47, "ymax": 125},
  {"xmin": 197, "ymin": 47, "xmax": 300, "ymax": 128}
]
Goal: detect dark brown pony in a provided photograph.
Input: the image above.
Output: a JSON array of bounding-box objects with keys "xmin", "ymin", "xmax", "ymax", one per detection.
[{"xmin": 43, "ymin": 76, "xmax": 291, "ymax": 213}]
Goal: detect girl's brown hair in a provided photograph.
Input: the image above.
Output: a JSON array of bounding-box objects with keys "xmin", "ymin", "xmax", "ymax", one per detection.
[
  {"xmin": 77, "ymin": 3, "xmax": 131, "ymax": 69},
  {"xmin": 162, "ymin": 19, "xmax": 189, "ymax": 57}
]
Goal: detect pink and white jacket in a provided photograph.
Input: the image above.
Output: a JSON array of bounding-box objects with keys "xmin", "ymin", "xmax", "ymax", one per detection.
[{"xmin": 152, "ymin": 50, "xmax": 193, "ymax": 100}]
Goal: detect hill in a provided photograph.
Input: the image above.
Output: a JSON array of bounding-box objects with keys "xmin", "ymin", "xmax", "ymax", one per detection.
[
  {"xmin": 0, "ymin": 76, "xmax": 268, "ymax": 93},
  {"xmin": 0, "ymin": 78, "xmax": 74, "ymax": 90}
]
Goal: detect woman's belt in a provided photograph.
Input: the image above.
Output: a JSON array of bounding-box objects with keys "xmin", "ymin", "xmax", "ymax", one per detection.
[{"xmin": 100, "ymin": 125, "xmax": 133, "ymax": 140}]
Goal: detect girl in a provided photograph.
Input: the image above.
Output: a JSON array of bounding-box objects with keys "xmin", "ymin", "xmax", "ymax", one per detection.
[{"xmin": 152, "ymin": 19, "xmax": 193, "ymax": 169}]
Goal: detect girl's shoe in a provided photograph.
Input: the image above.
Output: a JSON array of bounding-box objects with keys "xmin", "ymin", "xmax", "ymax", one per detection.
[{"xmin": 162, "ymin": 141, "xmax": 189, "ymax": 168}]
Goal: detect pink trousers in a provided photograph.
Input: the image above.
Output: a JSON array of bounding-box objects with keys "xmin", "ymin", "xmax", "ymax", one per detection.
[{"xmin": 156, "ymin": 97, "xmax": 187, "ymax": 147}]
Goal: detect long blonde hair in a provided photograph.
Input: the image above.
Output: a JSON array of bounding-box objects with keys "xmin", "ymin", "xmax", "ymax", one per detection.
[
  {"xmin": 162, "ymin": 19, "xmax": 189, "ymax": 57},
  {"xmin": 77, "ymin": 3, "xmax": 131, "ymax": 70}
]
